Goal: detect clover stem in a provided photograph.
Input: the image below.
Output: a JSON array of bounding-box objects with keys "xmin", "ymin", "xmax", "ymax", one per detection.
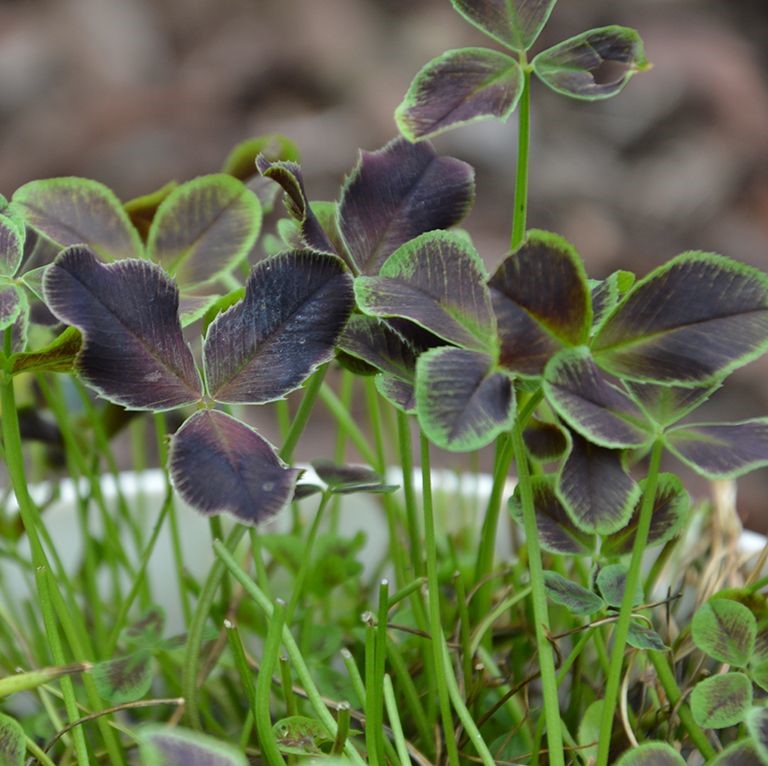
[
  {"xmin": 595, "ymin": 438, "xmax": 665, "ymax": 766},
  {"xmin": 510, "ymin": 61, "xmax": 531, "ymax": 251}
]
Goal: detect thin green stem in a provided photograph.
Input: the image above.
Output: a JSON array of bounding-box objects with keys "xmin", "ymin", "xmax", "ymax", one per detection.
[
  {"xmin": 255, "ymin": 599, "xmax": 287, "ymax": 766},
  {"xmin": 420, "ymin": 433, "xmax": 460, "ymax": 766},
  {"xmin": 595, "ymin": 438, "xmax": 665, "ymax": 766},
  {"xmin": 383, "ymin": 674, "xmax": 410, "ymax": 766},
  {"xmin": 396, "ymin": 411, "xmax": 423, "ymax": 579},
  {"xmin": 511, "ymin": 63, "xmax": 531, "ymax": 250},
  {"xmin": 511, "ymin": 419, "xmax": 564, "ymax": 766}
]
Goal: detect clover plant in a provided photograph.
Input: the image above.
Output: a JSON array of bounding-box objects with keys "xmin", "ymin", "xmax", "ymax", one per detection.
[{"xmin": 2, "ymin": 1, "xmax": 768, "ymax": 765}]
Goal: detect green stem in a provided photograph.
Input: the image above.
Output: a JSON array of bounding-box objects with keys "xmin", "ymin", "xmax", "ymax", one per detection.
[
  {"xmin": 396, "ymin": 411, "xmax": 423, "ymax": 579},
  {"xmin": 1, "ymin": 333, "xmax": 91, "ymax": 766},
  {"xmin": 420, "ymin": 433, "xmax": 460, "ymax": 766},
  {"xmin": 382, "ymin": 675, "xmax": 409, "ymax": 766},
  {"xmin": 511, "ymin": 419, "xmax": 564, "ymax": 766},
  {"xmin": 511, "ymin": 63, "xmax": 531, "ymax": 250},
  {"xmin": 595, "ymin": 438, "xmax": 665, "ymax": 766}
]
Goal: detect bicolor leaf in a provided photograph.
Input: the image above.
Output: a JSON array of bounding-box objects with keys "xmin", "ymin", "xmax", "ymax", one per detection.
[
  {"xmin": 747, "ymin": 707, "xmax": 768, "ymax": 764},
  {"xmin": 596, "ymin": 563, "xmax": 642, "ymax": 608},
  {"xmin": 222, "ymin": 134, "xmax": 299, "ymax": 181},
  {"xmin": 8, "ymin": 291, "xmax": 28, "ymax": 354},
  {"xmin": 750, "ymin": 659, "xmax": 768, "ymax": 692},
  {"xmin": 543, "ymin": 570, "xmax": 603, "ymax": 615},
  {"xmin": 338, "ymin": 137, "xmax": 475, "ymax": 274},
  {"xmin": 544, "ymin": 348, "xmax": 651, "ymax": 448},
  {"xmin": 11, "ymin": 326, "xmax": 82, "ymax": 376},
  {"xmin": 509, "ymin": 475, "xmax": 594, "ymax": 555},
  {"xmin": 665, "ymin": 419, "xmax": 768, "ymax": 479},
  {"xmin": 624, "ymin": 380, "xmax": 720, "ymax": 428},
  {"xmin": 337, "ymin": 314, "xmax": 418, "ymax": 380},
  {"xmin": 13, "ymin": 177, "xmax": 143, "ymax": 261},
  {"xmin": 0, "ymin": 713, "xmax": 24, "ymax": 766},
  {"xmin": 614, "ymin": 743, "xmax": 685, "ymax": 766},
  {"xmin": 602, "ymin": 473, "xmax": 689, "ymax": 557},
  {"xmin": 450, "ymin": 0, "xmax": 557, "ymax": 52},
  {"xmin": 169, "ymin": 409, "xmax": 300, "ymax": 524},
  {"xmin": 691, "ymin": 598, "xmax": 756, "ymax": 666},
  {"xmin": 204, "ymin": 251, "xmax": 353, "ymax": 403},
  {"xmin": 396, "ymin": 47, "xmax": 523, "ymax": 141},
  {"xmin": 355, "ymin": 231, "xmax": 496, "ymax": 352},
  {"xmin": 256, "ymin": 156, "xmax": 336, "ymax": 254},
  {"xmin": 533, "ymin": 26, "xmax": 649, "ymax": 100},
  {"xmin": 123, "ymin": 181, "xmax": 179, "ymax": 241},
  {"xmin": 627, "ymin": 621, "xmax": 667, "ymax": 651},
  {"xmin": 708, "ymin": 740, "xmax": 764, "ymax": 766},
  {"xmin": 43, "ymin": 247, "xmax": 203, "ymax": 410},
  {"xmin": 311, "ymin": 460, "xmax": 397, "ymax": 494},
  {"xmin": 691, "ymin": 672, "xmax": 752, "ymax": 729},
  {"xmin": 147, "ymin": 174, "xmax": 262, "ymax": 290},
  {"xmin": 593, "ymin": 252, "xmax": 768, "ymax": 385},
  {"xmin": 376, "ymin": 374, "xmax": 417, "ymax": 413},
  {"xmin": 0, "ymin": 285, "xmax": 23, "ymax": 332},
  {"xmin": 522, "ymin": 419, "xmax": 568, "ymax": 462},
  {"xmin": 415, "ymin": 347, "xmax": 515, "ymax": 452},
  {"xmin": 590, "ymin": 270, "xmax": 634, "ymax": 333},
  {"xmin": 490, "ymin": 231, "xmax": 592, "ymax": 375},
  {"xmin": 138, "ymin": 725, "xmax": 247, "ymax": 766},
  {"xmin": 0, "ymin": 215, "xmax": 23, "ymax": 277},
  {"xmin": 92, "ymin": 650, "xmax": 153, "ymax": 704},
  {"xmin": 557, "ymin": 431, "xmax": 640, "ymax": 534}
]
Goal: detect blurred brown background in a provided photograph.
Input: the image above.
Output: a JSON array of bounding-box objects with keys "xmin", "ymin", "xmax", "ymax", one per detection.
[{"xmin": 1, "ymin": 0, "xmax": 767, "ymax": 530}]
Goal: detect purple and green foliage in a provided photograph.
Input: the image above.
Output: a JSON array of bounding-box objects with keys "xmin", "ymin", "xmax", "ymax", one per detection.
[
  {"xmin": 626, "ymin": 621, "xmax": 667, "ymax": 651},
  {"xmin": 709, "ymin": 740, "xmax": 764, "ymax": 766},
  {"xmin": 309, "ymin": 460, "xmax": 398, "ymax": 495},
  {"xmin": 449, "ymin": 0, "xmax": 557, "ymax": 53},
  {"xmin": 543, "ymin": 570, "xmax": 603, "ymax": 615},
  {"xmin": 0, "ymin": 713, "xmax": 24, "ymax": 766},
  {"xmin": 490, "ymin": 231, "xmax": 591, "ymax": 375},
  {"xmin": 615, "ymin": 743, "xmax": 686, "ymax": 766},
  {"xmin": 522, "ymin": 419, "xmax": 568, "ymax": 462},
  {"xmin": 169, "ymin": 410, "xmax": 300, "ymax": 525},
  {"xmin": 665, "ymin": 419, "xmax": 768, "ymax": 479},
  {"xmin": 13, "ymin": 177, "xmax": 144, "ymax": 262},
  {"xmin": 146, "ymin": 174, "xmax": 262, "ymax": 291},
  {"xmin": 355, "ymin": 231, "xmax": 496, "ymax": 352},
  {"xmin": 747, "ymin": 707, "xmax": 768, "ymax": 764},
  {"xmin": 415, "ymin": 347, "xmax": 515, "ymax": 451},
  {"xmin": 138, "ymin": 725, "xmax": 247, "ymax": 766},
  {"xmin": 692, "ymin": 598, "xmax": 756, "ymax": 667},
  {"xmin": 43, "ymin": 247, "xmax": 203, "ymax": 410},
  {"xmin": 544, "ymin": 348, "xmax": 651, "ymax": 449},
  {"xmin": 508, "ymin": 476, "xmax": 594, "ymax": 555},
  {"xmin": 690, "ymin": 672, "xmax": 753, "ymax": 729},
  {"xmin": 557, "ymin": 432, "xmax": 640, "ymax": 535},
  {"xmin": 395, "ymin": 48, "xmax": 524, "ymax": 141},
  {"xmin": 596, "ymin": 563, "xmax": 642, "ymax": 608},
  {"xmin": 338, "ymin": 138, "xmax": 475, "ymax": 274},
  {"xmin": 532, "ymin": 26, "xmax": 649, "ymax": 101},
  {"xmin": 590, "ymin": 270, "xmax": 635, "ymax": 334},
  {"xmin": 203, "ymin": 250, "xmax": 353, "ymax": 404},
  {"xmin": 623, "ymin": 380, "xmax": 719, "ymax": 428},
  {"xmin": 592, "ymin": 253, "xmax": 768, "ymax": 385}
]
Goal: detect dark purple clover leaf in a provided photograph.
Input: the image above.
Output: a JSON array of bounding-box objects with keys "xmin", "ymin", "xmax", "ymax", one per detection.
[
  {"xmin": 256, "ymin": 156, "xmax": 336, "ymax": 254},
  {"xmin": 222, "ymin": 134, "xmax": 299, "ymax": 182},
  {"xmin": 169, "ymin": 409, "xmax": 299, "ymax": 524},
  {"xmin": 138, "ymin": 725, "xmax": 248, "ymax": 766},
  {"xmin": 596, "ymin": 563, "xmax": 642, "ymax": 608},
  {"xmin": 665, "ymin": 419, "xmax": 768, "ymax": 479},
  {"xmin": 508, "ymin": 475, "xmax": 595, "ymax": 555},
  {"xmin": 490, "ymin": 230, "xmax": 592, "ymax": 375},
  {"xmin": 377, "ymin": 376, "xmax": 417, "ymax": 414},
  {"xmin": 92, "ymin": 650, "xmax": 153, "ymax": 704},
  {"xmin": 204, "ymin": 250, "xmax": 353, "ymax": 404},
  {"xmin": 522, "ymin": 419, "xmax": 568, "ymax": 462},
  {"xmin": 338, "ymin": 137, "xmax": 475, "ymax": 275},
  {"xmin": 146, "ymin": 174, "xmax": 261, "ymax": 291},
  {"xmin": 557, "ymin": 431, "xmax": 640, "ymax": 535},
  {"xmin": 543, "ymin": 571, "xmax": 604, "ymax": 615},
  {"xmin": 395, "ymin": 47, "xmax": 523, "ymax": 141},
  {"xmin": 602, "ymin": 473, "xmax": 689, "ymax": 557},
  {"xmin": 123, "ymin": 182, "xmax": 179, "ymax": 242},
  {"xmin": 590, "ymin": 270, "xmax": 634, "ymax": 334},
  {"xmin": 623, "ymin": 380, "xmax": 720, "ymax": 428},
  {"xmin": 0, "ymin": 213, "xmax": 24, "ymax": 277},
  {"xmin": 311, "ymin": 460, "xmax": 398, "ymax": 495},
  {"xmin": 532, "ymin": 26, "xmax": 649, "ymax": 101},
  {"xmin": 5, "ymin": 291, "xmax": 28, "ymax": 354},
  {"xmin": 543, "ymin": 348, "xmax": 652, "ymax": 448},
  {"xmin": 0, "ymin": 285, "xmax": 24, "ymax": 333},
  {"xmin": 415, "ymin": 347, "xmax": 515, "ymax": 452},
  {"xmin": 692, "ymin": 598, "xmax": 756, "ymax": 666},
  {"xmin": 627, "ymin": 621, "xmax": 667, "ymax": 651},
  {"xmin": 450, "ymin": 0, "xmax": 557, "ymax": 52},
  {"xmin": 691, "ymin": 673, "xmax": 752, "ymax": 729},
  {"xmin": 709, "ymin": 739, "xmax": 764, "ymax": 766},
  {"xmin": 593, "ymin": 253, "xmax": 768, "ymax": 385},
  {"xmin": 615, "ymin": 744, "xmax": 686, "ymax": 766},
  {"xmin": 43, "ymin": 247, "xmax": 203, "ymax": 410},
  {"xmin": 12, "ymin": 178, "xmax": 144, "ymax": 261},
  {"xmin": 355, "ymin": 231, "xmax": 496, "ymax": 352},
  {"xmin": 0, "ymin": 713, "xmax": 24, "ymax": 766}
]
